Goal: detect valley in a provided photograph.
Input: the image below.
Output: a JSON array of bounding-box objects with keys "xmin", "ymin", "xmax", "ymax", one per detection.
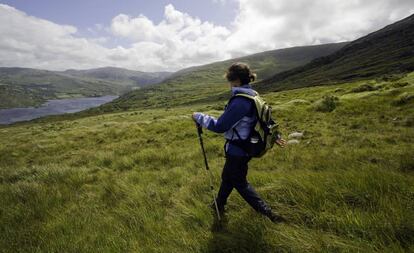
[{"xmin": 0, "ymin": 12, "xmax": 413, "ymax": 253}]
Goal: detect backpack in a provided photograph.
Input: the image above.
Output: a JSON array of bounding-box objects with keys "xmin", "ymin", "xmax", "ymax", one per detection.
[{"xmin": 228, "ymin": 91, "xmax": 281, "ymax": 158}]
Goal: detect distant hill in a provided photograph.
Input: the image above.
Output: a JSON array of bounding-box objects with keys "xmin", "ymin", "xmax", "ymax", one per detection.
[
  {"xmin": 167, "ymin": 42, "xmax": 348, "ymax": 82},
  {"xmin": 256, "ymin": 14, "xmax": 414, "ymax": 92},
  {"xmin": 61, "ymin": 67, "xmax": 171, "ymax": 87},
  {"xmin": 101, "ymin": 42, "xmax": 347, "ymax": 111},
  {"xmin": 0, "ymin": 67, "xmax": 171, "ymax": 109}
]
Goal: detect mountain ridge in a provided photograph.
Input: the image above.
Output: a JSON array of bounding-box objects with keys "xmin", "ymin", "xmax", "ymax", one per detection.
[
  {"xmin": 60, "ymin": 66, "xmax": 171, "ymax": 87},
  {"xmin": 99, "ymin": 42, "xmax": 348, "ymax": 111},
  {"xmin": 256, "ymin": 13, "xmax": 414, "ymax": 92}
]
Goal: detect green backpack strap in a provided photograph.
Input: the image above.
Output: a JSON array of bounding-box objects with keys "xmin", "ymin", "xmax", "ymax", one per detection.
[{"xmin": 234, "ymin": 92, "xmax": 267, "ymax": 121}]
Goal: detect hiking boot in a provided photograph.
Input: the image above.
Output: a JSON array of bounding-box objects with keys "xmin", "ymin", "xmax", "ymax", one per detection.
[{"xmin": 265, "ymin": 211, "xmax": 286, "ymax": 223}]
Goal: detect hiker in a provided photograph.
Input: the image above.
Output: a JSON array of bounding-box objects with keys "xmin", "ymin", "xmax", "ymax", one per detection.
[{"xmin": 192, "ymin": 62, "xmax": 287, "ymax": 223}]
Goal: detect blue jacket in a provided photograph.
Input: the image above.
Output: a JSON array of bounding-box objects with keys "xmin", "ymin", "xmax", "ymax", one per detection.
[{"xmin": 193, "ymin": 84, "xmax": 257, "ymax": 156}]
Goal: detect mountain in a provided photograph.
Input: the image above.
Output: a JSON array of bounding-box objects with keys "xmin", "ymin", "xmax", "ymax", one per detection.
[
  {"xmin": 0, "ymin": 42, "xmax": 346, "ymax": 110},
  {"xmin": 99, "ymin": 42, "xmax": 347, "ymax": 111},
  {"xmin": 0, "ymin": 67, "xmax": 171, "ymax": 109},
  {"xmin": 61, "ymin": 67, "xmax": 171, "ymax": 87},
  {"xmin": 166, "ymin": 42, "xmax": 348, "ymax": 82},
  {"xmin": 256, "ymin": 14, "xmax": 414, "ymax": 92}
]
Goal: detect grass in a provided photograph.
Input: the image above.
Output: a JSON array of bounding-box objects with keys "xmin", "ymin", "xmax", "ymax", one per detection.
[{"xmin": 0, "ymin": 73, "xmax": 413, "ymax": 252}]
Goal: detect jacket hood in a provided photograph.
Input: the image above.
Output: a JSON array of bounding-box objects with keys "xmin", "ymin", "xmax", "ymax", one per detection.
[{"xmin": 231, "ymin": 84, "xmax": 257, "ymax": 96}]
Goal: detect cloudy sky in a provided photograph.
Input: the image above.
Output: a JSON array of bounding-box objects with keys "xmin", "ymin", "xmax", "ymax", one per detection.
[{"xmin": 1, "ymin": 0, "xmax": 413, "ymax": 72}]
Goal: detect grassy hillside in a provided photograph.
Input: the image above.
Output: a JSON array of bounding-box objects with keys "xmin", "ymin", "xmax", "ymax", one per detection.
[
  {"xmin": 1, "ymin": 72, "xmax": 413, "ymax": 252},
  {"xmin": 61, "ymin": 67, "xmax": 171, "ymax": 87},
  {"xmin": 257, "ymin": 14, "xmax": 414, "ymax": 92},
  {"xmin": 0, "ymin": 68, "xmax": 119, "ymax": 109},
  {"xmin": 0, "ymin": 67, "xmax": 171, "ymax": 109},
  {"xmin": 98, "ymin": 43, "xmax": 347, "ymax": 111}
]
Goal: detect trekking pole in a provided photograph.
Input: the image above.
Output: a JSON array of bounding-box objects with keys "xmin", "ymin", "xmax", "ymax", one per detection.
[{"xmin": 195, "ymin": 123, "xmax": 221, "ymax": 221}]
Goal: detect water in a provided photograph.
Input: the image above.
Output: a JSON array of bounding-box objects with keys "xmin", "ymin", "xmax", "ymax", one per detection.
[{"xmin": 0, "ymin": 95, "xmax": 118, "ymax": 125}]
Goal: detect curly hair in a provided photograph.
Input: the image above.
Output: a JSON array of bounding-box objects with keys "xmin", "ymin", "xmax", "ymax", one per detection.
[{"xmin": 224, "ymin": 62, "xmax": 257, "ymax": 84}]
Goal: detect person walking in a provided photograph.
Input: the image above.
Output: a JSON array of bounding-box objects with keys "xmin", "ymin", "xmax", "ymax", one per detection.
[{"xmin": 192, "ymin": 62, "xmax": 286, "ymax": 223}]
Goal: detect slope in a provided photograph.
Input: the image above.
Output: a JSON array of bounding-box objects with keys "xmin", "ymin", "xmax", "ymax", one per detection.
[
  {"xmin": 256, "ymin": 13, "xmax": 414, "ymax": 92},
  {"xmin": 61, "ymin": 67, "xmax": 171, "ymax": 87},
  {"xmin": 99, "ymin": 42, "xmax": 347, "ymax": 111}
]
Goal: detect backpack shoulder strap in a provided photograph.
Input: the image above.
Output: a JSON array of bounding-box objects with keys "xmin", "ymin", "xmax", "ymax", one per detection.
[
  {"xmin": 226, "ymin": 92, "xmax": 256, "ymax": 111},
  {"xmin": 226, "ymin": 93, "xmax": 258, "ymax": 141},
  {"xmin": 228, "ymin": 92, "xmax": 255, "ymax": 103},
  {"xmin": 234, "ymin": 93, "xmax": 255, "ymax": 100},
  {"xmin": 234, "ymin": 92, "xmax": 267, "ymax": 121},
  {"xmin": 233, "ymin": 92, "xmax": 261, "ymax": 107},
  {"xmin": 233, "ymin": 90, "xmax": 259, "ymax": 99}
]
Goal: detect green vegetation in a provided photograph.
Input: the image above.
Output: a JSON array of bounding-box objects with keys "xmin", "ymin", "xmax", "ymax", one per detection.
[
  {"xmin": 96, "ymin": 43, "xmax": 347, "ymax": 111},
  {"xmin": 257, "ymin": 14, "xmax": 414, "ymax": 92},
  {"xmin": 351, "ymin": 83, "xmax": 380, "ymax": 93},
  {"xmin": 1, "ymin": 72, "xmax": 413, "ymax": 252},
  {"xmin": 61, "ymin": 67, "xmax": 171, "ymax": 88},
  {"xmin": 0, "ymin": 84, "xmax": 52, "ymax": 108},
  {"xmin": 313, "ymin": 95, "xmax": 339, "ymax": 112},
  {"xmin": 0, "ymin": 67, "xmax": 170, "ymax": 109}
]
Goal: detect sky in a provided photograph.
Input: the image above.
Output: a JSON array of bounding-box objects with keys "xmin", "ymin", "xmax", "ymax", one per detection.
[{"xmin": 0, "ymin": 0, "xmax": 413, "ymax": 72}]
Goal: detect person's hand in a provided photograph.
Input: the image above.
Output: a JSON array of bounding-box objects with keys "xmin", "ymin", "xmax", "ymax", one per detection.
[
  {"xmin": 275, "ymin": 138, "xmax": 287, "ymax": 148},
  {"xmin": 192, "ymin": 112, "xmax": 198, "ymax": 122}
]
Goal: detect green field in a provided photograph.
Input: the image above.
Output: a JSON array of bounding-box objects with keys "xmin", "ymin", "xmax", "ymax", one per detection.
[{"xmin": 1, "ymin": 72, "xmax": 413, "ymax": 252}]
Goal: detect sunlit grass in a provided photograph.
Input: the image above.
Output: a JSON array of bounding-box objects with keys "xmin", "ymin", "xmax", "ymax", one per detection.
[{"xmin": 0, "ymin": 73, "xmax": 413, "ymax": 252}]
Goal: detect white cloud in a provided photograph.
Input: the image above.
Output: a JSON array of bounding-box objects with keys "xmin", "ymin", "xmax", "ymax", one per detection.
[
  {"xmin": 110, "ymin": 4, "xmax": 231, "ymax": 67},
  {"xmin": 0, "ymin": 1, "xmax": 413, "ymax": 72},
  {"xmin": 224, "ymin": 0, "xmax": 414, "ymax": 57},
  {"xmin": 0, "ymin": 4, "xmax": 112, "ymax": 70}
]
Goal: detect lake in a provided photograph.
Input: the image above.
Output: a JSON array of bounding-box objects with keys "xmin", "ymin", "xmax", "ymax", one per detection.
[{"xmin": 0, "ymin": 95, "xmax": 118, "ymax": 125}]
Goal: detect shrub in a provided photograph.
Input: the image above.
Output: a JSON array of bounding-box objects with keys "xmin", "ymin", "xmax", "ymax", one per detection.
[
  {"xmin": 391, "ymin": 82, "xmax": 409, "ymax": 88},
  {"xmin": 334, "ymin": 88, "xmax": 345, "ymax": 93},
  {"xmin": 381, "ymin": 73, "xmax": 407, "ymax": 82},
  {"xmin": 392, "ymin": 92, "xmax": 414, "ymax": 106},
  {"xmin": 351, "ymin": 84, "xmax": 379, "ymax": 93},
  {"xmin": 399, "ymin": 153, "xmax": 414, "ymax": 172},
  {"xmin": 314, "ymin": 95, "xmax": 339, "ymax": 112},
  {"xmin": 404, "ymin": 117, "xmax": 414, "ymax": 127}
]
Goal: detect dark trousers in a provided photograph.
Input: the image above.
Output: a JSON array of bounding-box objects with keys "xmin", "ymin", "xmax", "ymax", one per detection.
[{"xmin": 216, "ymin": 154, "xmax": 272, "ymax": 215}]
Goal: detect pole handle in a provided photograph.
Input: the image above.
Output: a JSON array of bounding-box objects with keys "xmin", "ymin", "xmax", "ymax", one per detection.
[{"xmin": 196, "ymin": 122, "xmax": 203, "ymax": 135}]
